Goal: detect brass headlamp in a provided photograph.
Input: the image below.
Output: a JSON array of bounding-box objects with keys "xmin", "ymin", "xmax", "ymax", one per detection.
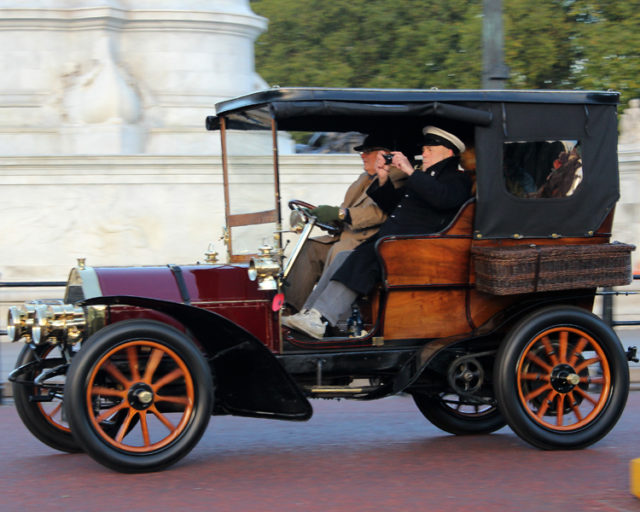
[{"xmin": 248, "ymin": 244, "xmax": 280, "ymax": 290}]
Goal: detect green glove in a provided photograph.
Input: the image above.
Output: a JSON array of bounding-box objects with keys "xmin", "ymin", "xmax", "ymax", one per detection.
[{"xmin": 310, "ymin": 205, "xmax": 340, "ymax": 224}]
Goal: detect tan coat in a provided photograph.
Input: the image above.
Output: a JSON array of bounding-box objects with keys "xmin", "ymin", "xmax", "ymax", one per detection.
[
  {"xmin": 284, "ymin": 167, "xmax": 405, "ymax": 311},
  {"xmin": 318, "ymin": 168, "xmax": 406, "ymax": 265}
]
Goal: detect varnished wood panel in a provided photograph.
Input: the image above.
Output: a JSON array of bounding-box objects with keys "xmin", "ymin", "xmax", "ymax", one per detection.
[
  {"xmin": 383, "ymin": 289, "xmax": 470, "ymax": 339},
  {"xmin": 378, "ymin": 201, "xmax": 475, "ymax": 288},
  {"xmin": 380, "ymin": 238, "xmax": 472, "ymax": 287},
  {"xmin": 467, "ymin": 289, "xmax": 516, "ymax": 329}
]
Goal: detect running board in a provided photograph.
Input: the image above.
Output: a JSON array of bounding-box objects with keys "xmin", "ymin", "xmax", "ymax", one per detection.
[{"xmin": 307, "ymin": 385, "xmax": 381, "ymax": 398}]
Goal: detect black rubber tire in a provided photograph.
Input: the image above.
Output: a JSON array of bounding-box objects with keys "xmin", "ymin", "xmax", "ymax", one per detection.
[
  {"xmin": 13, "ymin": 344, "xmax": 81, "ymax": 453},
  {"xmin": 494, "ymin": 305, "xmax": 629, "ymax": 450},
  {"xmin": 412, "ymin": 393, "xmax": 506, "ymax": 435},
  {"xmin": 65, "ymin": 320, "xmax": 213, "ymax": 472}
]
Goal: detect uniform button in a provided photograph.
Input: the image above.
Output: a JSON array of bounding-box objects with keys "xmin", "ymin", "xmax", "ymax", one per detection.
[
  {"xmin": 397, "ymin": 204, "xmax": 402, "ymax": 208},
  {"xmin": 404, "ymin": 194, "xmax": 409, "ymax": 198},
  {"xmin": 390, "ymin": 215, "xmax": 395, "ymax": 218}
]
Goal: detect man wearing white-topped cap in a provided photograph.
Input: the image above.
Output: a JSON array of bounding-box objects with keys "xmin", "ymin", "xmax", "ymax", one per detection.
[{"xmin": 284, "ymin": 125, "xmax": 472, "ymax": 339}]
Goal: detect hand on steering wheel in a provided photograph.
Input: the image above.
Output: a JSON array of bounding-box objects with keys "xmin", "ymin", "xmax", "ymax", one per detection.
[{"xmin": 288, "ymin": 199, "xmax": 341, "ymax": 235}]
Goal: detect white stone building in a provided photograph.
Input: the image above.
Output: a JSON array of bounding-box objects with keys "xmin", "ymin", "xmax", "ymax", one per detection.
[{"xmin": 0, "ymin": 0, "xmax": 639, "ymax": 329}]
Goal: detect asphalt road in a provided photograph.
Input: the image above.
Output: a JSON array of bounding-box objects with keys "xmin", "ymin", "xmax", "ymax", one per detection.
[{"xmin": 1, "ymin": 391, "xmax": 639, "ymax": 512}]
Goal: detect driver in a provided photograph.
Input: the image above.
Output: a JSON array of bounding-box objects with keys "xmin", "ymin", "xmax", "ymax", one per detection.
[{"xmin": 283, "ymin": 133, "xmax": 405, "ymax": 313}]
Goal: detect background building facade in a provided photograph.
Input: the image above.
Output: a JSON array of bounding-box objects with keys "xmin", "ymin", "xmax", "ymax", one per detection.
[{"xmin": 1, "ymin": 0, "xmax": 639, "ymax": 328}]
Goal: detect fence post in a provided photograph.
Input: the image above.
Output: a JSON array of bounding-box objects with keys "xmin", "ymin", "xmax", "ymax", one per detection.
[{"xmin": 602, "ymin": 286, "xmax": 614, "ymax": 327}]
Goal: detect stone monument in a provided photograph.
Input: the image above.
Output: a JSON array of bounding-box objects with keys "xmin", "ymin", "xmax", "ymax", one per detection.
[{"xmin": 0, "ymin": 0, "xmax": 268, "ymax": 155}]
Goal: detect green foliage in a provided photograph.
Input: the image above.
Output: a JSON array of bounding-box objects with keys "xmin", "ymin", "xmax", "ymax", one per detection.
[
  {"xmin": 567, "ymin": 0, "xmax": 640, "ymax": 106},
  {"xmin": 251, "ymin": 0, "xmax": 640, "ymax": 109},
  {"xmin": 251, "ymin": 0, "xmax": 484, "ymax": 90}
]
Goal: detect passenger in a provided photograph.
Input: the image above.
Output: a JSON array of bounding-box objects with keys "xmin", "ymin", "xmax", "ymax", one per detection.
[
  {"xmin": 284, "ymin": 133, "xmax": 404, "ymax": 313},
  {"xmin": 284, "ymin": 126, "xmax": 472, "ymax": 339}
]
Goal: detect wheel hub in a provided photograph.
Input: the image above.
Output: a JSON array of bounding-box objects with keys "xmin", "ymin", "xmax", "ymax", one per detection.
[
  {"xmin": 127, "ymin": 382, "xmax": 154, "ymax": 410},
  {"xmin": 550, "ymin": 363, "xmax": 580, "ymax": 393}
]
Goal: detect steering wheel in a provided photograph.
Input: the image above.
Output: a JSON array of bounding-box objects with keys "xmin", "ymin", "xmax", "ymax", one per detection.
[{"xmin": 288, "ymin": 199, "xmax": 341, "ymax": 235}]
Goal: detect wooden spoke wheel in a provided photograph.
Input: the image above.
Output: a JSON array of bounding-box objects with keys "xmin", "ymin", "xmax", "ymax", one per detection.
[
  {"xmin": 65, "ymin": 320, "xmax": 213, "ymax": 472},
  {"xmin": 495, "ymin": 306, "xmax": 629, "ymax": 449},
  {"xmin": 13, "ymin": 343, "xmax": 80, "ymax": 453}
]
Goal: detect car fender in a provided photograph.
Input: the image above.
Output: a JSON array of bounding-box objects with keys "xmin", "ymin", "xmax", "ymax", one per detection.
[{"xmin": 81, "ymin": 295, "xmax": 312, "ymax": 421}]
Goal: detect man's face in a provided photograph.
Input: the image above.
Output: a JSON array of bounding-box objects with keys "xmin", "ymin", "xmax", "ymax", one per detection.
[
  {"xmin": 421, "ymin": 144, "xmax": 454, "ymax": 170},
  {"xmin": 360, "ymin": 148, "xmax": 385, "ymax": 175}
]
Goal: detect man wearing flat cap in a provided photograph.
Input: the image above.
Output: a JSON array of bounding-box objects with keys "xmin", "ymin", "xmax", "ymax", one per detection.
[
  {"xmin": 284, "ymin": 125, "xmax": 473, "ymax": 339},
  {"xmin": 284, "ymin": 133, "xmax": 405, "ymax": 313}
]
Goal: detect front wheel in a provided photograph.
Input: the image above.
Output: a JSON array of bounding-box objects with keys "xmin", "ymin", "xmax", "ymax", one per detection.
[
  {"xmin": 495, "ymin": 306, "xmax": 629, "ymax": 450},
  {"xmin": 65, "ymin": 320, "xmax": 213, "ymax": 472}
]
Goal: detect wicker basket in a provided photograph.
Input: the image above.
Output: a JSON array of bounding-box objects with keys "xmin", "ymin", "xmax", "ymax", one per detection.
[{"xmin": 472, "ymin": 242, "xmax": 635, "ymax": 295}]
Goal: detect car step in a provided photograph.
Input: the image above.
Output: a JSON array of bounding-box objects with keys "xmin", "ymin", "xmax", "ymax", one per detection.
[{"xmin": 307, "ymin": 384, "xmax": 381, "ymax": 397}]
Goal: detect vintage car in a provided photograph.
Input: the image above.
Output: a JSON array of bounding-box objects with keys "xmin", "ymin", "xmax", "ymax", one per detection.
[{"xmin": 6, "ymin": 87, "xmax": 638, "ymax": 472}]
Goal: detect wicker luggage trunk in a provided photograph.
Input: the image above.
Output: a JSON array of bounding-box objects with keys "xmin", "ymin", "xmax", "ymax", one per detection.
[{"xmin": 472, "ymin": 242, "xmax": 635, "ymax": 295}]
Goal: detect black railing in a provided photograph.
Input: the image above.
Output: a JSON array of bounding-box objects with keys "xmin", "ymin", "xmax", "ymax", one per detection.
[{"xmin": 600, "ymin": 274, "xmax": 640, "ymax": 327}]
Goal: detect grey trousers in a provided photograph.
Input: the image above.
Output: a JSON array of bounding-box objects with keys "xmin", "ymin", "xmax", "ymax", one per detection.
[
  {"xmin": 304, "ymin": 250, "xmax": 357, "ymax": 326},
  {"xmin": 284, "ymin": 239, "xmax": 331, "ymax": 311}
]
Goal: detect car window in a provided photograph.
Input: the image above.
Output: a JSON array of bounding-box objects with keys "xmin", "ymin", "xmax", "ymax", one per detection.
[{"xmin": 503, "ymin": 140, "xmax": 583, "ymax": 199}]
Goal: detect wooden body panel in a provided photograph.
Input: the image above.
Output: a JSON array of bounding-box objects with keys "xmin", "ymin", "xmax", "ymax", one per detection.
[
  {"xmin": 379, "ymin": 238, "xmax": 471, "ymax": 287},
  {"xmin": 376, "ymin": 199, "xmax": 606, "ymax": 341}
]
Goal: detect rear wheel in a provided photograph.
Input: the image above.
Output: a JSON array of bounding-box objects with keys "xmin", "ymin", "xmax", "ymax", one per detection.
[
  {"xmin": 495, "ymin": 306, "xmax": 629, "ymax": 449},
  {"xmin": 65, "ymin": 320, "xmax": 213, "ymax": 472},
  {"xmin": 13, "ymin": 343, "xmax": 80, "ymax": 453},
  {"xmin": 413, "ymin": 393, "xmax": 506, "ymax": 435}
]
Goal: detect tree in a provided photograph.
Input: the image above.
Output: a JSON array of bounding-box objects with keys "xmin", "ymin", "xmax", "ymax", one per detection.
[
  {"xmin": 250, "ymin": 0, "xmax": 640, "ymax": 109},
  {"xmin": 503, "ymin": 0, "xmax": 575, "ymax": 88},
  {"xmin": 251, "ymin": 0, "xmax": 484, "ymax": 90},
  {"xmin": 568, "ymin": 1, "xmax": 640, "ymax": 107}
]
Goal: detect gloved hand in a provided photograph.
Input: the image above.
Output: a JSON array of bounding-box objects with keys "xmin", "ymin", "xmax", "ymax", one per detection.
[{"xmin": 309, "ymin": 205, "xmax": 340, "ymax": 224}]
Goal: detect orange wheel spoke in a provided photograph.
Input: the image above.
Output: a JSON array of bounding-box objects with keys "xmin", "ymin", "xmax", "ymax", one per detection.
[
  {"xmin": 91, "ymin": 386, "xmax": 126, "ymax": 398},
  {"xmin": 95, "ymin": 402, "xmax": 127, "ymax": 424},
  {"xmin": 573, "ymin": 386, "xmax": 598, "ymax": 406},
  {"xmin": 569, "ymin": 337, "xmax": 589, "ymax": 366},
  {"xmin": 127, "ymin": 346, "xmax": 141, "ymax": 382},
  {"xmin": 580, "ymin": 376, "xmax": 605, "ymax": 385},
  {"xmin": 521, "ymin": 373, "xmax": 551, "ymax": 382},
  {"xmin": 48, "ymin": 401, "xmax": 62, "ymax": 421},
  {"xmin": 149, "ymin": 405, "xmax": 177, "ymax": 432},
  {"xmin": 524, "ymin": 383, "xmax": 552, "ymax": 402},
  {"xmin": 142, "ymin": 348, "xmax": 165, "ymax": 384},
  {"xmin": 102, "ymin": 361, "xmax": 131, "ymax": 388},
  {"xmin": 567, "ymin": 391, "xmax": 583, "ymax": 421},
  {"xmin": 155, "ymin": 395, "xmax": 190, "ymax": 406},
  {"xmin": 556, "ymin": 394, "xmax": 565, "ymax": 426},
  {"xmin": 574, "ymin": 357, "xmax": 601, "ymax": 373},
  {"xmin": 558, "ymin": 331, "xmax": 569, "ymax": 364},
  {"xmin": 525, "ymin": 352, "xmax": 553, "ymax": 373},
  {"xmin": 115, "ymin": 409, "xmax": 137, "ymax": 443},
  {"xmin": 536, "ymin": 391, "xmax": 556, "ymax": 419},
  {"xmin": 139, "ymin": 411, "xmax": 151, "ymax": 447},
  {"xmin": 152, "ymin": 367, "xmax": 184, "ymax": 392},
  {"xmin": 540, "ymin": 335, "xmax": 559, "ymax": 366}
]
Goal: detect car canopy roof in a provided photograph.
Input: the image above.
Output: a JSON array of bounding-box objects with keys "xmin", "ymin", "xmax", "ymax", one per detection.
[{"xmin": 207, "ymin": 87, "xmax": 620, "ymax": 240}]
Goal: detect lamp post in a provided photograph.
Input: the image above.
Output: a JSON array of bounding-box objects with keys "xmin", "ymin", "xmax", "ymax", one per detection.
[{"xmin": 482, "ymin": 0, "xmax": 510, "ymax": 89}]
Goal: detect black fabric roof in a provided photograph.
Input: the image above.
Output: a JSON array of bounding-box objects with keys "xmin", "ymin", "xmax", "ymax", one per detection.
[{"xmin": 206, "ymin": 87, "xmax": 620, "ymax": 240}]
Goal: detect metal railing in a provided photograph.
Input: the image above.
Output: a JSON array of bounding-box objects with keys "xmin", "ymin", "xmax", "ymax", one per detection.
[{"xmin": 600, "ymin": 274, "xmax": 640, "ymax": 327}]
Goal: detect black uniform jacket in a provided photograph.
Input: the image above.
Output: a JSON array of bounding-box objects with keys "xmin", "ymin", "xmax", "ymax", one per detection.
[{"xmin": 331, "ymin": 156, "xmax": 472, "ymax": 295}]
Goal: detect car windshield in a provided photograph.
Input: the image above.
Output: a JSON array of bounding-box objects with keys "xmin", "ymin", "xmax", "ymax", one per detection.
[{"xmin": 220, "ymin": 107, "xmax": 281, "ymax": 262}]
